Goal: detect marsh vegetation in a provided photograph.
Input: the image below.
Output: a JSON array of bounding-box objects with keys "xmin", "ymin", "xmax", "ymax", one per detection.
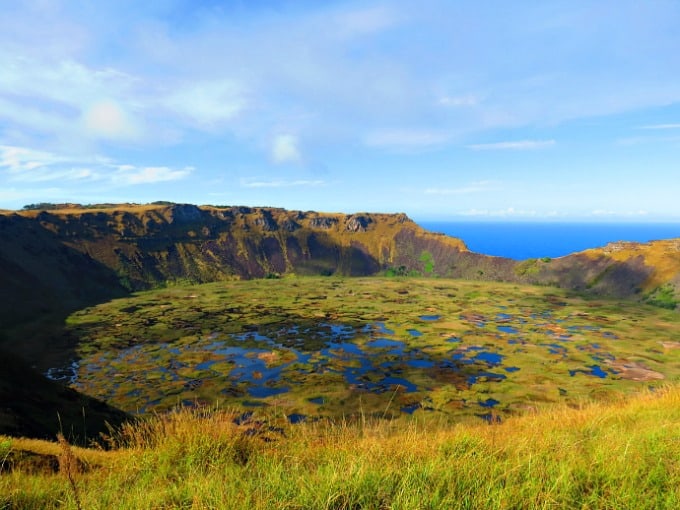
[{"xmin": 49, "ymin": 277, "xmax": 680, "ymax": 423}]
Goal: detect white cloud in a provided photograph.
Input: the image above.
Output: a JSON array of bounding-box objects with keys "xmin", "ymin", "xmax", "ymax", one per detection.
[
  {"xmin": 0, "ymin": 145, "xmax": 190, "ymax": 186},
  {"xmin": 639, "ymin": 123, "xmax": 680, "ymax": 130},
  {"xmin": 467, "ymin": 140, "xmax": 556, "ymax": 151},
  {"xmin": 590, "ymin": 209, "xmax": 649, "ymax": 217},
  {"xmin": 272, "ymin": 135, "xmax": 302, "ymax": 163},
  {"xmin": 364, "ymin": 129, "xmax": 451, "ymax": 149},
  {"xmin": 162, "ymin": 80, "xmax": 246, "ymax": 128},
  {"xmin": 616, "ymin": 134, "xmax": 680, "ymax": 145},
  {"xmin": 0, "ymin": 55, "xmax": 145, "ymax": 144},
  {"xmin": 113, "ymin": 165, "xmax": 193, "ymax": 185},
  {"xmin": 240, "ymin": 178, "xmax": 324, "ymax": 188},
  {"xmin": 9, "ymin": 167, "xmax": 100, "ymax": 183}
]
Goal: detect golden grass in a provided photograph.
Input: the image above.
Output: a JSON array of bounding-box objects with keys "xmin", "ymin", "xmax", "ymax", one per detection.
[
  {"xmin": 2, "ymin": 384, "xmax": 680, "ymax": 509},
  {"xmin": 585, "ymin": 239, "xmax": 680, "ymax": 291}
]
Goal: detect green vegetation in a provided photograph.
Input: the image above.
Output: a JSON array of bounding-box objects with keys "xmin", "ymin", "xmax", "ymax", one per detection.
[
  {"xmin": 56, "ymin": 278, "xmax": 680, "ymax": 421},
  {"xmin": 645, "ymin": 284, "xmax": 679, "ymax": 310},
  {"xmin": 514, "ymin": 258, "xmax": 543, "ymax": 276},
  {"xmin": 419, "ymin": 250, "xmax": 435, "ymax": 274},
  {"xmin": 384, "ymin": 265, "xmax": 420, "ymax": 277},
  {"xmin": 2, "ymin": 386, "xmax": 679, "ymax": 509},
  {"xmin": 21, "ymin": 202, "xmax": 63, "ymax": 211},
  {"xmin": 515, "ymin": 259, "xmax": 540, "ymax": 276}
]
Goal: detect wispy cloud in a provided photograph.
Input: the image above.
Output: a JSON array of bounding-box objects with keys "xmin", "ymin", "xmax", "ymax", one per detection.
[
  {"xmin": 112, "ymin": 166, "xmax": 193, "ymax": 185},
  {"xmin": 616, "ymin": 134, "xmax": 680, "ymax": 146},
  {"xmin": 590, "ymin": 209, "xmax": 649, "ymax": 217},
  {"xmin": 467, "ymin": 140, "xmax": 556, "ymax": 151},
  {"xmin": 0, "ymin": 145, "xmax": 70, "ymax": 173},
  {"xmin": 162, "ymin": 79, "xmax": 246, "ymax": 129},
  {"xmin": 639, "ymin": 123, "xmax": 680, "ymax": 130},
  {"xmin": 240, "ymin": 178, "xmax": 324, "ymax": 188},
  {"xmin": 0, "ymin": 145, "xmax": 191, "ymax": 186},
  {"xmin": 0, "ymin": 55, "xmax": 145, "ymax": 144},
  {"xmin": 438, "ymin": 95, "xmax": 479, "ymax": 107},
  {"xmin": 364, "ymin": 129, "xmax": 451, "ymax": 149}
]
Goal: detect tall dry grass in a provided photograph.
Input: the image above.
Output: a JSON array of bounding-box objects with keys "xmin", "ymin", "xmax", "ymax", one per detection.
[{"xmin": 1, "ymin": 385, "xmax": 679, "ymax": 509}]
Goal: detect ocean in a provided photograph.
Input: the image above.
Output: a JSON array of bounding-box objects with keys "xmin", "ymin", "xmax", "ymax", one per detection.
[{"xmin": 417, "ymin": 222, "xmax": 680, "ymax": 261}]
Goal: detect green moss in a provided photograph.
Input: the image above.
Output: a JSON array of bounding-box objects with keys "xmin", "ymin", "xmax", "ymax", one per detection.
[
  {"xmin": 418, "ymin": 250, "xmax": 435, "ymax": 274},
  {"xmin": 514, "ymin": 258, "xmax": 541, "ymax": 276},
  {"xmin": 645, "ymin": 284, "xmax": 679, "ymax": 310}
]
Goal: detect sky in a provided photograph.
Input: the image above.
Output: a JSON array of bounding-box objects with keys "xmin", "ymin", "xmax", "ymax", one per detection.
[{"xmin": 1, "ymin": 0, "xmax": 680, "ymax": 222}]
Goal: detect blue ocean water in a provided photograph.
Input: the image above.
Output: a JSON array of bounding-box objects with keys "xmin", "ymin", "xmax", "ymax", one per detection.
[{"xmin": 418, "ymin": 222, "xmax": 680, "ymax": 260}]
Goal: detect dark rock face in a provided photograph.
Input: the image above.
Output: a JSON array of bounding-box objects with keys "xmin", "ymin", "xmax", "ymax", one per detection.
[
  {"xmin": 254, "ymin": 211, "xmax": 278, "ymax": 231},
  {"xmin": 309, "ymin": 217, "xmax": 338, "ymax": 229},
  {"xmin": 345, "ymin": 215, "xmax": 371, "ymax": 232},
  {"xmin": 281, "ymin": 219, "xmax": 301, "ymax": 232},
  {"xmin": 168, "ymin": 204, "xmax": 203, "ymax": 224}
]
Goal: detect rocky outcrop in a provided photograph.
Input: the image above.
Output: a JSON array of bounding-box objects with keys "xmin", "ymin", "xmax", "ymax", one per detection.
[
  {"xmin": 345, "ymin": 215, "xmax": 371, "ymax": 232},
  {"xmin": 308, "ymin": 216, "xmax": 338, "ymax": 229},
  {"xmin": 2, "ymin": 203, "xmax": 678, "ymax": 337},
  {"xmin": 253, "ymin": 210, "xmax": 278, "ymax": 231}
]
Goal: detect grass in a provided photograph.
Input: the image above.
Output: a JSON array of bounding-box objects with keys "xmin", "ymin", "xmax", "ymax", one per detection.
[{"xmin": 1, "ymin": 384, "xmax": 679, "ymax": 509}]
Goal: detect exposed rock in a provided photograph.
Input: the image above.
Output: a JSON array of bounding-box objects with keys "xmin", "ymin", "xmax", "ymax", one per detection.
[
  {"xmin": 254, "ymin": 211, "xmax": 278, "ymax": 231},
  {"xmin": 601, "ymin": 241, "xmax": 639, "ymax": 254},
  {"xmin": 168, "ymin": 204, "xmax": 203, "ymax": 224},
  {"xmin": 345, "ymin": 215, "xmax": 371, "ymax": 232},
  {"xmin": 309, "ymin": 216, "xmax": 338, "ymax": 230},
  {"xmin": 605, "ymin": 360, "xmax": 665, "ymax": 381},
  {"xmin": 281, "ymin": 219, "xmax": 301, "ymax": 232}
]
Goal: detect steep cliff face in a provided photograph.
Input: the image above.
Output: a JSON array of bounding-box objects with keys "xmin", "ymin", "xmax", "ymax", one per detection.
[
  {"xmin": 11, "ymin": 204, "xmax": 474, "ymax": 288},
  {"xmin": 2, "ymin": 204, "xmax": 679, "ymax": 333},
  {"xmin": 0, "ymin": 213, "xmax": 128, "ymax": 349}
]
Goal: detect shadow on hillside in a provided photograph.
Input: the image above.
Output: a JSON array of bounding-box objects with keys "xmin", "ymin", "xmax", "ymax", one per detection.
[
  {"xmin": 533, "ymin": 254, "xmax": 653, "ymax": 297},
  {"xmin": 0, "ymin": 214, "xmax": 129, "ymax": 368},
  {"xmin": 0, "ymin": 214, "xmax": 132, "ymax": 443}
]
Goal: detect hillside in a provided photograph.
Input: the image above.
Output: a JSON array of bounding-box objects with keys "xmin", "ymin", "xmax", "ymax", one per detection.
[
  {"xmin": 4, "ymin": 203, "xmax": 679, "ymax": 300},
  {"xmin": 0, "ymin": 349, "xmax": 130, "ymax": 446},
  {"xmin": 2, "ymin": 202, "xmax": 679, "ymax": 362},
  {"xmin": 0, "ymin": 202, "xmax": 501, "ymax": 360}
]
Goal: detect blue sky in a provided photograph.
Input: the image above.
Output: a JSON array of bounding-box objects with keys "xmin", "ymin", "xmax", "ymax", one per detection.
[{"xmin": 1, "ymin": 0, "xmax": 680, "ymax": 221}]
